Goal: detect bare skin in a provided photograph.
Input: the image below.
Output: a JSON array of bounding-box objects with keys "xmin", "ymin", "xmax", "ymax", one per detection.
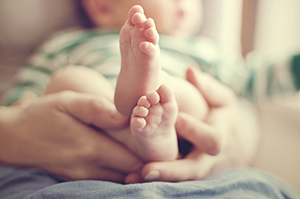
[
  {"xmin": 115, "ymin": 5, "xmax": 162, "ymax": 116},
  {"xmin": 115, "ymin": 5, "xmax": 178, "ymax": 161},
  {"xmin": 131, "ymin": 84, "xmax": 178, "ymax": 161},
  {"xmin": 45, "ymin": 5, "xmax": 208, "ymax": 163}
]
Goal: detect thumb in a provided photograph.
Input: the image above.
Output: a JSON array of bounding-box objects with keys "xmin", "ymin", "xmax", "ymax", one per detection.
[
  {"xmin": 176, "ymin": 112, "xmax": 221, "ymax": 156},
  {"xmin": 53, "ymin": 91, "xmax": 129, "ymax": 129}
]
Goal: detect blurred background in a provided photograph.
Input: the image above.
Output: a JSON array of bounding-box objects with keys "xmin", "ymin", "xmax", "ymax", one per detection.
[
  {"xmin": 0, "ymin": 0, "xmax": 299, "ymax": 194},
  {"xmin": 0, "ymin": 0, "xmax": 299, "ymax": 96}
]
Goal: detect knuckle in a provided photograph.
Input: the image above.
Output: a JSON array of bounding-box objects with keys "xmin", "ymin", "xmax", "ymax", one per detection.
[
  {"xmin": 55, "ymin": 90, "xmax": 74, "ymax": 104},
  {"xmin": 87, "ymin": 96, "xmax": 109, "ymax": 116},
  {"xmin": 74, "ymin": 141, "xmax": 103, "ymax": 164},
  {"xmin": 68, "ymin": 168, "xmax": 89, "ymax": 180},
  {"xmin": 86, "ymin": 98, "xmax": 100, "ymax": 120}
]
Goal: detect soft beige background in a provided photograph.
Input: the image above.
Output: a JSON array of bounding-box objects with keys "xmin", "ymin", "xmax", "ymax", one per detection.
[
  {"xmin": 0, "ymin": 0, "xmax": 84, "ymax": 96},
  {"xmin": 0, "ymin": 0, "xmax": 299, "ymax": 194}
]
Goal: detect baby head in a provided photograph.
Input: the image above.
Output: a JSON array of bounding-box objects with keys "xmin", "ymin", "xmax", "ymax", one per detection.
[{"xmin": 81, "ymin": 0, "xmax": 203, "ymax": 36}]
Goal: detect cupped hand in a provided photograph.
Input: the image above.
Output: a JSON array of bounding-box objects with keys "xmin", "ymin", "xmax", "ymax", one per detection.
[
  {"xmin": 126, "ymin": 66, "xmax": 258, "ymax": 183},
  {"xmin": 0, "ymin": 91, "xmax": 144, "ymax": 182}
]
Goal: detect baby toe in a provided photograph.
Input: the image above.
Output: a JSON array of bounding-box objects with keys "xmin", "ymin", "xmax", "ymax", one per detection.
[{"xmin": 147, "ymin": 91, "xmax": 160, "ymax": 105}]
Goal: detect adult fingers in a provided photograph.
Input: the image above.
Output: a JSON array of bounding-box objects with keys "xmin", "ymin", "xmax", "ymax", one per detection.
[
  {"xmin": 140, "ymin": 149, "xmax": 214, "ymax": 182},
  {"xmin": 63, "ymin": 164, "xmax": 126, "ymax": 183},
  {"xmin": 176, "ymin": 112, "xmax": 221, "ymax": 156},
  {"xmin": 96, "ymin": 134, "xmax": 144, "ymax": 174},
  {"xmin": 53, "ymin": 91, "xmax": 129, "ymax": 129},
  {"xmin": 124, "ymin": 173, "xmax": 144, "ymax": 184},
  {"xmin": 69, "ymin": 126, "xmax": 144, "ymax": 175},
  {"xmin": 53, "ymin": 125, "xmax": 144, "ymax": 182},
  {"xmin": 186, "ymin": 66, "xmax": 234, "ymax": 107}
]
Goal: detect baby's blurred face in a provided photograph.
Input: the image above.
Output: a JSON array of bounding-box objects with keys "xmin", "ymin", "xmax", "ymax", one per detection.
[
  {"xmin": 141, "ymin": 0, "xmax": 203, "ymax": 36},
  {"xmin": 97, "ymin": 0, "xmax": 203, "ymax": 36}
]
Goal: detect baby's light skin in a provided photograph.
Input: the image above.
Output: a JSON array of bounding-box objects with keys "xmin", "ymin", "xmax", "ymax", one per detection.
[
  {"xmin": 45, "ymin": 4, "xmax": 208, "ymax": 162},
  {"xmin": 130, "ymin": 84, "xmax": 178, "ymax": 161},
  {"xmin": 115, "ymin": 5, "xmax": 163, "ymax": 116},
  {"xmin": 115, "ymin": 5, "xmax": 208, "ymax": 161},
  {"xmin": 115, "ymin": 5, "xmax": 178, "ymax": 161},
  {"xmin": 80, "ymin": 0, "xmax": 222, "ymax": 166},
  {"xmin": 0, "ymin": 0, "xmax": 260, "ymax": 184},
  {"xmin": 81, "ymin": 0, "xmax": 203, "ymax": 36}
]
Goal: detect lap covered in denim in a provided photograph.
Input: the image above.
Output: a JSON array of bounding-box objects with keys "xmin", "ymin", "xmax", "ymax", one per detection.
[{"xmin": 0, "ymin": 165, "xmax": 298, "ymax": 199}]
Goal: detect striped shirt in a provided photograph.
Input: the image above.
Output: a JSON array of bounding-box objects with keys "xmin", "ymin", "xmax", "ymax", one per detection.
[{"xmin": 2, "ymin": 28, "xmax": 299, "ymax": 105}]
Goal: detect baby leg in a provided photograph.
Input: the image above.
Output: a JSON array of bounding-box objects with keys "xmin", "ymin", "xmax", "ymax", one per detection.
[
  {"xmin": 115, "ymin": 5, "xmax": 162, "ymax": 116},
  {"xmin": 130, "ymin": 84, "xmax": 178, "ymax": 161},
  {"xmin": 162, "ymin": 72, "xmax": 209, "ymax": 121},
  {"xmin": 45, "ymin": 66, "xmax": 114, "ymax": 101}
]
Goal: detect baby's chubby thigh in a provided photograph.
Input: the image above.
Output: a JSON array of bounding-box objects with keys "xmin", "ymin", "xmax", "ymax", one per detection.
[
  {"xmin": 45, "ymin": 65, "xmax": 114, "ymax": 101},
  {"xmin": 162, "ymin": 72, "xmax": 208, "ymax": 120}
]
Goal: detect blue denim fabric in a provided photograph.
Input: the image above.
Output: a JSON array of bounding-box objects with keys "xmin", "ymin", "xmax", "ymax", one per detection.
[
  {"xmin": 0, "ymin": 165, "xmax": 59, "ymax": 199},
  {"xmin": 0, "ymin": 165, "xmax": 299, "ymax": 199}
]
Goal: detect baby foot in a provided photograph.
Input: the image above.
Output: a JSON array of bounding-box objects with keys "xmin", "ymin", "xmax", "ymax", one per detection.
[
  {"xmin": 115, "ymin": 5, "xmax": 162, "ymax": 116},
  {"xmin": 131, "ymin": 84, "xmax": 179, "ymax": 161}
]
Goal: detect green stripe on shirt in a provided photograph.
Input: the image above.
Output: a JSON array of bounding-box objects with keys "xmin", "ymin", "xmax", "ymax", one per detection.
[{"xmin": 292, "ymin": 54, "xmax": 300, "ymax": 89}]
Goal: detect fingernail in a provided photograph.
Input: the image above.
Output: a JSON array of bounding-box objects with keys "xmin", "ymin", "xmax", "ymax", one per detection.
[{"xmin": 144, "ymin": 170, "xmax": 160, "ymax": 181}]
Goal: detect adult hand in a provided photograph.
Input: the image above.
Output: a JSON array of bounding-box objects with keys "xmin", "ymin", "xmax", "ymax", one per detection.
[
  {"xmin": 0, "ymin": 91, "xmax": 144, "ymax": 183},
  {"xmin": 126, "ymin": 67, "xmax": 260, "ymax": 183}
]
